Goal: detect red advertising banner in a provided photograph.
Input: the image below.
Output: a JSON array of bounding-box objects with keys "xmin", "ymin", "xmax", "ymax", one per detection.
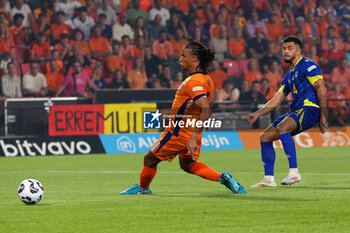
[{"xmin": 49, "ymin": 105, "xmax": 105, "ymax": 136}]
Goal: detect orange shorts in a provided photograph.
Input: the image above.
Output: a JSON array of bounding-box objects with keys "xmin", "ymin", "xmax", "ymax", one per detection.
[{"xmin": 150, "ymin": 130, "xmax": 202, "ymax": 162}]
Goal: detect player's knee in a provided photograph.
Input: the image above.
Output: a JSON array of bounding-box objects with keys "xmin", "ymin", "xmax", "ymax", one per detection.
[
  {"xmin": 143, "ymin": 151, "xmax": 160, "ymax": 167},
  {"xmin": 179, "ymin": 159, "xmax": 192, "ymax": 173},
  {"xmin": 260, "ymin": 132, "xmax": 276, "ymax": 142}
]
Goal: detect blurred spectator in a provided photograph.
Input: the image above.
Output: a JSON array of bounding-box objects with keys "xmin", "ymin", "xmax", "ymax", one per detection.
[
  {"xmin": 127, "ymin": 0, "xmax": 150, "ymax": 26},
  {"xmin": 216, "ymin": 80, "xmax": 239, "ymax": 110},
  {"xmin": 119, "ymin": 35, "xmax": 135, "ymax": 60},
  {"xmin": 239, "ymin": 80, "xmax": 266, "ymax": 117},
  {"xmin": 144, "ymin": 45, "xmax": 162, "ymax": 78},
  {"xmin": 55, "ymin": 61, "xmax": 98, "ymax": 97},
  {"xmin": 227, "ymin": 28, "xmax": 247, "ymax": 60},
  {"xmin": 167, "ymin": 13, "xmax": 188, "ymax": 39},
  {"xmin": 245, "ymin": 11, "xmax": 267, "ymax": 39},
  {"xmin": 329, "ymin": 57, "xmax": 350, "ymax": 88},
  {"xmin": 307, "ymin": 45, "xmax": 320, "ymax": 64},
  {"xmin": 55, "ymin": 0, "xmax": 82, "ymax": 23},
  {"xmin": 67, "ymin": 53, "xmax": 93, "ymax": 77},
  {"xmin": 31, "ymin": 13, "xmax": 51, "ymax": 42},
  {"xmin": 188, "ymin": 16, "xmax": 206, "ymax": 38},
  {"xmin": 69, "ymin": 29, "xmax": 91, "ymax": 59},
  {"xmin": 98, "ymin": 13, "xmax": 113, "ymax": 40},
  {"xmin": 10, "ymin": 0, "xmax": 34, "ymax": 28},
  {"xmin": 97, "ymin": 0, "xmax": 116, "ymax": 25},
  {"xmin": 209, "ymin": 13, "xmax": 226, "ymax": 38},
  {"xmin": 0, "ymin": 22, "xmax": 12, "ymax": 56},
  {"xmin": 264, "ymin": 60, "xmax": 282, "ymax": 91},
  {"xmin": 148, "ymin": 14, "xmax": 168, "ymax": 41},
  {"xmin": 88, "ymin": 25, "xmax": 111, "ymax": 61},
  {"xmin": 320, "ymin": 37, "xmax": 346, "ymax": 72},
  {"xmin": 209, "ymin": 25, "xmax": 228, "ymax": 60},
  {"xmin": 45, "ymin": 50, "xmax": 63, "ymax": 73},
  {"xmin": 266, "ymin": 11, "xmax": 284, "ymax": 43},
  {"xmin": 33, "ymin": 0, "xmax": 53, "ymax": 25},
  {"xmin": 91, "ymin": 62, "xmax": 106, "ymax": 90},
  {"xmin": 260, "ymin": 41, "xmax": 280, "ymax": 74},
  {"xmin": 190, "ymin": 26, "xmax": 208, "ymax": 44},
  {"xmin": 337, "ymin": 0, "xmax": 350, "ymax": 24},
  {"xmin": 45, "ymin": 60, "xmax": 64, "ymax": 96},
  {"xmin": 316, "ymin": 0, "xmax": 337, "ymax": 21},
  {"xmin": 51, "ymin": 11, "xmax": 71, "ymax": 43},
  {"xmin": 54, "ymin": 33, "xmax": 71, "ymax": 62},
  {"xmin": 30, "ymin": 32, "xmax": 51, "ymax": 62},
  {"xmin": 241, "ymin": 78, "xmax": 251, "ymax": 95},
  {"xmin": 226, "ymin": 13, "xmax": 243, "ymax": 38},
  {"xmin": 195, "ymin": 2, "xmax": 215, "ymax": 26},
  {"xmin": 157, "ymin": 64, "xmax": 172, "ymax": 88},
  {"xmin": 170, "ymin": 28, "xmax": 188, "ymax": 59},
  {"xmin": 108, "ymin": 69, "xmax": 128, "ymax": 89},
  {"xmin": 244, "ymin": 0, "xmax": 265, "ymax": 20},
  {"xmin": 133, "ymin": 35, "xmax": 145, "ymax": 57},
  {"xmin": 149, "ymin": 0, "xmax": 170, "ymax": 27},
  {"xmin": 328, "ymin": 82, "xmax": 347, "ymax": 126},
  {"xmin": 127, "ymin": 57, "xmax": 148, "ymax": 89},
  {"xmin": 303, "ymin": 12, "xmax": 319, "ymax": 39},
  {"xmin": 133, "ymin": 16, "xmax": 148, "ymax": 39},
  {"xmin": 0, "ymin": 2, "xmax": 10, "ymax": 26},
  {"xmin": 22, "ymin": 61, "xmax": 48, "ymax": 97},
  {"xmin": 210, "ymin": 59, "xmax": 226, "ymax": 90},
  {"xmin": 106, "ymin": 43, "xmax": 126, "ymax": 75},
  {"xmin": 86, "ymin": 0, "xmax": 98, "ymax": 22},
  {"xmin": 9, "ymin": 13, "xmax": 28, "ymax": 46},
  {"xmin": 152, "ymin": 30, "xmax": 174, "ymax": 60},
  {"xmin": 319, "ymin": 12, "xmax": 339, "ymax": 37},
  {"xmin": 1, "ymin": 62, "xmax": 22, "ymax": 97},
  {"xmin": 112, "ymin": 12, "xmax": 134, "ymax": 42},
  {"xmin": 0, "ymin": 51, "xmax": 12, "ymax": 73},
  {"xmin": 247, "ymin": 28, "xmax": 269, "ymax": 60},
  {"xmin": 281, "ymin": 3, "xmax": 296, "ymax": 36},
  {"xmin": 71, "ymin": 6, "xmax": 95, "ymax": 41},
  {"xmin": 259, "ymin": 78, "xmax": 274, "ymax": 101},
  {"xmin": 244, "ymin": 58, "xmax": 263, "ymax": 85},
  {"xmin": 172, "ymin": 71, "xmax": 184, "ymax": 89}
]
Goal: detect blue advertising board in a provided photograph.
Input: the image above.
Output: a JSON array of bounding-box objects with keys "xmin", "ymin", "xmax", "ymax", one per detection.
[{"xmin": 99, "ymin": 131, "xmax": 244, "ymax": 154}]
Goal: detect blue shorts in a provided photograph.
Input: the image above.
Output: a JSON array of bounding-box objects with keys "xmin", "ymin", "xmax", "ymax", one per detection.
[{"xmin": 272, "ymin": 107, "xmax": 320, "ymax": 136}]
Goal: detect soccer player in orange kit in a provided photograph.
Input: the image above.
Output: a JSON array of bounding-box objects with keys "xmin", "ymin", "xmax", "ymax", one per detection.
[{"xmin": 121, "ymin": 42, "xmax": 245, "ymax": 195}]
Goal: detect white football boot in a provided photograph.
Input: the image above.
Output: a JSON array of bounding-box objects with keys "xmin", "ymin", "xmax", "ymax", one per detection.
[
  {"xmin": 251, "ymin": 177, "xmax": 277, "ymax": 187},
  {"xmin": 280, "ymin": 172, "xmax": 301, "ymax": 185}
]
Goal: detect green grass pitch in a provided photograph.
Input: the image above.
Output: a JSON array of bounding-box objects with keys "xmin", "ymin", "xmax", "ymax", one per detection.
[{"xmin": 0, "ymin": 147, "xmax": 350, "ymax": 233}]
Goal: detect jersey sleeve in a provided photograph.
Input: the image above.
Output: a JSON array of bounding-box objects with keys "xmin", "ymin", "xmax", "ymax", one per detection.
[
  {"xmin": 277, "ymin": 76, "xmax": 291, "ymax": 95},
  {"xmin": 303, "ymin": 61, "xmax": 323, "ymax": 85},
  {"xmin": 186, "ymin": 80, "xmax": 208, "ymax": 102}
]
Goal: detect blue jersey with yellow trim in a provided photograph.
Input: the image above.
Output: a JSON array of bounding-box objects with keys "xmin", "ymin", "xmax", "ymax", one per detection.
[{"xmin": 278, "ymin": 56, "xmax": 323, "ymax": 111}]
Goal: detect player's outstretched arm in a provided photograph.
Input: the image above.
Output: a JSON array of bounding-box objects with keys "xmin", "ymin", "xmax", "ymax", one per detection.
[
  {"xmin": 245, "ymin": 91, "xmax": 286, "ymax": 126},
  {"xmin": 187, "ymin": 96, "xmax": 211, "ymax": 159},
  {"xmin": 313, "ymin": 79, "xmax": 328, "ymax": 134}
]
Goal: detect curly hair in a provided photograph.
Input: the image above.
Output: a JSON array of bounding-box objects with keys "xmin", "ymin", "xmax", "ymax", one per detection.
[{"xmin": 184, "ymin": 42, "xmax": 216, "ymax": 74}]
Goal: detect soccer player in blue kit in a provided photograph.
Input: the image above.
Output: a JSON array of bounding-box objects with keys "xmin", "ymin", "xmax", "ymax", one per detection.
[{"xmin": 245, "ymin": 36, "xmax": 328, "ymax": 187}]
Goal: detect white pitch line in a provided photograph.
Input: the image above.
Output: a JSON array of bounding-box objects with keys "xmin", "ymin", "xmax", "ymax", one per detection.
[{"xmin": 1, "ymin": 170, "xmax": 350, "ymax": 176}]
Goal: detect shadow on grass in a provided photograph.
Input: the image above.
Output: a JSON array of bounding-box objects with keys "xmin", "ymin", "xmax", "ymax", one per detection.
[
  {"xmin": 153, "ymin": 192, "xmax": 315, "ymax": 202},
  {"xmin": 290, "ymin": 186, "xmax": 350, "ymax": 190}
]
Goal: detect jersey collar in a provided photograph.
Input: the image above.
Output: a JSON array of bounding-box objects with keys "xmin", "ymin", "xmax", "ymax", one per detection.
[
  {"xmin": 290, "ymin": 56, "xmax": 303, "ymax": 71},
  {"xmin": 189, "ymin": 71, "xmax": 206, "ymax": 76}
]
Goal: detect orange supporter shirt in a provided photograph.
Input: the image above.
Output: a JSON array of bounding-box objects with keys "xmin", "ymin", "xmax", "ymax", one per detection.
[
  {"xmin": 45, "ymin": 60, "xmax": 63, "ymax": 73},
  {"xmin": 170, "ymin": 0, "xmax": 194, "ymax": 13},
  {"xmin": 170, "ymin": 39, "xmax": 188, "ymax": 58},
  {"xmin": 51, "ymin": 23, "xmax": 71, "ymax": 41},
  {"xmin": 168, "ymin": 72, "xmax": 214, "ymax": 137},
  {"xmin": 0, "ymin": 9, "xmax": 11, "ymax": 25},
  {"xmin": 134, "ymin": 46, "xmax": 142, "ymax": 57},
  {"xmin": 120, "ymin": 45, "xmax": 135, "ymax": 60},
  {"xmin": 31, "ymin": 42, "xmax": 51, "ymax": 59},
  {"xmin": 209, "ymin": 69, "xmax": 227, "ymax": 90},
  {"xmin": 69, "ymin": 40, "xmax": 91, "ymax": 56},
  {"xmin": 227, "ymin": 38, "xmax": 246, "ymax": 57},
  {"xmin": 244, "ymin": 71, "xmax": 263, "ymax": 85},
  {"xmin": 0, "ymin": 37, "xmax": 11, "ymax": 54},
  {"xmin": 209, "ymin": 24, "xmax": 221, "ymax": 38},
  {"xmin": 265, "ymin": 71, "xmax": 283, "ymax": 91},
  {"xmin": 34, "ymin": 8, "xmax": 53, "ymax": 24},
  {"xmin": 45, "ymin": 71, "xmax": 64, "ymax": 93},
  {"xmin": 260, "ymin": 88, "xmax": 275, "ymax": 101},
  {"xmin": 88, "ymin": 37, "xmax": 110, "ymax": 53},
  {"xmin": 127, "ymin": 69, "xmax": 148, "ymax": 89},
  {"xmin": 196, "ymin": 9, "xmax": 215, "ymax": 25},
  {"xmin": 152, "ymin": 40, "xmax": 174, "ymax": 59},
  {"xmin": 9, "ymin": 26, "xmax": 25, "ymax": 46},
  {"xmin": 106, "ymin": 55, "xmax": 126, "ymax": 73},
  {"xmin": 266, "ymin": 21, "xmax": 284, "ymax": 42}
]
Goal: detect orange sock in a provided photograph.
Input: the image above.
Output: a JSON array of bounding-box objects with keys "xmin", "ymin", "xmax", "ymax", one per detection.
[
  {"xmin": 189, "ymin": 162, "xmax": 220, "ymax": 182},
  {"xmin": 140, "ymin": 165, "xmax": 157, "ymax": 189}
]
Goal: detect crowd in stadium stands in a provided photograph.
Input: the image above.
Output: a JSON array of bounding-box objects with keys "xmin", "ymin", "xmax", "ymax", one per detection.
[{"xmin": 0, "ymin": 0, "xmax": 349, "ymax": 124}]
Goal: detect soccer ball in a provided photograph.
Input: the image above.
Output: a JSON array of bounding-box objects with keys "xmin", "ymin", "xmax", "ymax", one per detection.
[{"xmin": 17, "ymin": 179, "xmax": 44, "ymax": 205}]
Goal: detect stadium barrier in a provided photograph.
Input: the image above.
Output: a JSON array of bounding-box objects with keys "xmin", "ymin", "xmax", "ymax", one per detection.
[{"xmin": 1, "ymin": 128, "xmax": 349, "ymax": 156}]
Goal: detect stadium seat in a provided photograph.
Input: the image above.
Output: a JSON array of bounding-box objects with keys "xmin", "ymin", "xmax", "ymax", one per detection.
[
  {"xmin": 221, "ymin": 60, "xmax": 241, "ymax": 77},
  {"xmin": 20, "ymin": 63, "xmax": 30, "ymax": 76},
  {"xmin": 13, "ymin": 47, "xmax": 24, "ymax": 64},
  {"xmin": 239, "ymin": 59, "xmax": 249, "ymax": 74}
]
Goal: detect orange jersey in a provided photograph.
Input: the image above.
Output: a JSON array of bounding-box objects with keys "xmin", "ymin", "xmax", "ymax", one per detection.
[{"xmin": 150, "ymin": 72, "xmax": 214, "ymax": 161}]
